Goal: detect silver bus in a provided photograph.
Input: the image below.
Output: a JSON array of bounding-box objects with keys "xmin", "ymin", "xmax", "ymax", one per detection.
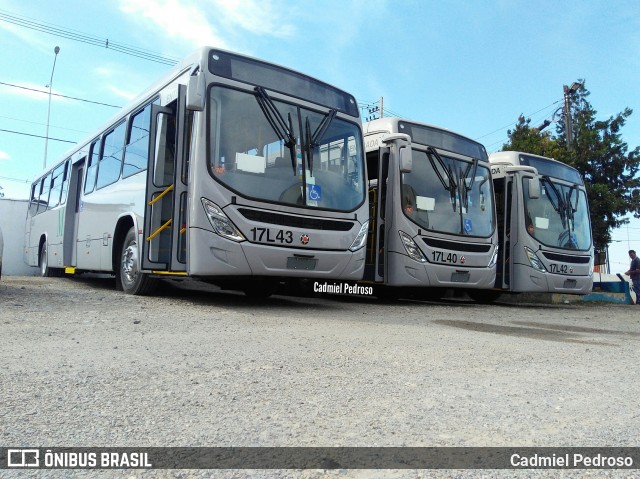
[
  {"xmin": 24, "ymin": 47, "xmax": 369, "ymax": 296},
  {"xmin": 489, "ymin": 151, "xmax": 593, "ymax": 295},
  {"xmin": 363, "ymin": 118, "xmax": 498, "ymax": 300}
]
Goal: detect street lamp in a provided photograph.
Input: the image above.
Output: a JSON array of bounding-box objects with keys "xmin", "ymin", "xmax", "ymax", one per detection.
[{"xmin": 43, "ymin": 46, "xmax": 60, "ymax": 169}]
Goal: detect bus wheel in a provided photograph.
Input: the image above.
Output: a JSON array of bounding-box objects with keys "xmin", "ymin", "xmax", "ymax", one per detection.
[
  {"xmin": 118, "ymin": 227, "xmax": 157, "ymax": 295},
  {"xmin": 242, "ymin": 281, "xmax": 276, "ymax": 299},
  {"xmin": 467, "ymin": 290, "xmax": 502, "ymax": 304},
  {"xmin": 39, "ymin": 243, "xmax": 50, "ymax": 277}
]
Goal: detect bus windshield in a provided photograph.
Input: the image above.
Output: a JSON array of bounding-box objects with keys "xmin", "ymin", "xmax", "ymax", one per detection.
[
  {"xmin": 523, "ymin": 177, "xmax": 591, "ymax": 251},
  {"xmin": 401, "ymin": 148, "xmax": 494, "ymax": 237},
  {"xmin": 208, "ymin": 86, "xmax": 365, "ymax": 211}
]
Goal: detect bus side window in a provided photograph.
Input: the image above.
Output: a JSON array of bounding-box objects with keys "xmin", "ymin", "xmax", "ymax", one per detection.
[
  {"xmin": 60, "ymin": 160, "xmax": 70, "ymax": 206},
  {"xmin": 37, "ymin": 173, "xmax": 52, "ymax": 214},
  {"xmin": 29, "ymin": 183, "xmax": 38, "ymax": 216},
  {"xmin": 123, "ymin": 103, "xmax": 153, "ymax": 178},
  {"xmin": 96, "ymin": 121, "xmax": 126, "ymax": 190},
  {"xmin": 48, "ymin": 161, "xmax": 67, "ymax": 210},
  {"xmin": 84, "ymin": 140, "xmax": 99, "ymax": 195}
]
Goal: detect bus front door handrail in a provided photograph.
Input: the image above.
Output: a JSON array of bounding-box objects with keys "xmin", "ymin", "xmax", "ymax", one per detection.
[
  {"xmin": 147, "ymin": 218, "xmax": 172, "ymax": 242},
  {"xmin": 148, "ymin": 184, "xmax": 174, "ymax": 206}
]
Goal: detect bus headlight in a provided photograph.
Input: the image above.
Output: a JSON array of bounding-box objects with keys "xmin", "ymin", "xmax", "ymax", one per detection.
[
  {"xmin": 588, "ymin": 254, "xmax": 594, "ymax": 277},
  {"xmin": 488, "ymin": 245, "xmax": 499, "ymax": 268},
  {"xmin": 349, "ymin": 220, "xmax": 369, "ymax": 252},
  {"xmin": 524, "ymin": 246, "xmax": 546, "ymax": 272},
  {"xmin": 201, "ymin": 198, "xmax": 245, "ymax": 242},
  {"xmin": 399, "ymin": 230, "xmax": 426, "ymax": 263}
]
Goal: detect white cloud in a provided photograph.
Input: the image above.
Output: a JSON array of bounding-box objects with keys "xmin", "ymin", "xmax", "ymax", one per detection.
[
  {"xmin": 108, "ymin": 85, "xmax": 138, "ymax": 101},
  {"xmin": 210, "ymin": 0, "xmax": 296, "ymax": 38},
  {"xmin": 119, "ymin": 0, "xmax": 230, "ymax": 49},
  {"xmin": 118, "ymin": 0, "xmax": 297, "ymax": 50},
  {"xmin": 0, "ymin": 151, "xmax": 10, "ymax": 161}
]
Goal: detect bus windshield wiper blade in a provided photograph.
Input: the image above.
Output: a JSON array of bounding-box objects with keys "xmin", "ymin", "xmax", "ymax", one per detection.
[
  {"xmin": 463, "ymin": 158, "xmax": 478, "ymax": 192},
  {"xmin": 541, "ymin": 175, "xmax": 567, "ymax": 229},
  {"xmin": 304, "ymin": 109, "xmax": 336, "ymax": 177},
  {"xmin": 426, "ymin": 147, "xmax": 453, "ymax": 192},
  {"xmin": 254, "ymin": 86, "xmax": 297, "ymax": 174}
]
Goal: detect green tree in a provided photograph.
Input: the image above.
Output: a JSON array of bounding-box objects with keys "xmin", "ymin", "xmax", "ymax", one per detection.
[{"xmin": 502, "ymin": 82, "xmax": 640, "ymax": 250}]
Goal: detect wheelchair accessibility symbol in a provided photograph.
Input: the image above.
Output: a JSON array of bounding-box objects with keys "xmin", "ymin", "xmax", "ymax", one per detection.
[
  {"xmin": 463, "ymin": 219, "xmax": 473, "ymax": 233},
  {"xmin": 308, "ymin": 184, "xmax": 322, "ymax": 201}
]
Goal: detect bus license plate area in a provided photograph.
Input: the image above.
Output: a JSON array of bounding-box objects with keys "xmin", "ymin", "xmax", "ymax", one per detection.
[
  {"xmin": 451, "ymin": 271, "xmax": 470, "ymax": 283},
  {"xmin": 287, "ymin": 256, "xmax": 318, "ymax": 271}
]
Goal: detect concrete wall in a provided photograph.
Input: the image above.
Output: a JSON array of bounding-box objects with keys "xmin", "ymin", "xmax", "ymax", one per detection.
[{"xmin": 0, "ymin": 199, "xmax": 38, "ymax": 276}]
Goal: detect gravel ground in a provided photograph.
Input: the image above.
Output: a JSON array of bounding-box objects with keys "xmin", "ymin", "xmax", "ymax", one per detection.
[{"xmin": 1, "ymin": 275, "xmax": 639, "ymax": 479}]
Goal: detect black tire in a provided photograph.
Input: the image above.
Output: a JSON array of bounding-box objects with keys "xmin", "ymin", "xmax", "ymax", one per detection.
[
  {"xmin": 117, "ymin": 227, "xmax": 157, "ymax": 295},
  {"xmin": 242, "ymin": 282, "xmax": 276, "ymax": 299},
  {"xmin": 467, "ymin": 290, "xmax": 502, "ymax": 304},
  {"xmin": 39, "ymin": 243, "xmax": 51, "ymax": 277},
  {"xmin": 376, "ymin": 286, "xmax": 400, "ymax": 302}
]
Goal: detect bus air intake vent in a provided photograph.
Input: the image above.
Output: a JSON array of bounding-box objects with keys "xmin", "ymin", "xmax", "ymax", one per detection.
[
  {"xmin": 422, "ymin": 238, "xmax": 492, "ymax": 253},
  {"xmin": 541, "ymin": 252, "xmax": 591, "ymax": 264},
  {"xmin": 238, "ymin": 208, "xmax": 354, "ymax": 231}
]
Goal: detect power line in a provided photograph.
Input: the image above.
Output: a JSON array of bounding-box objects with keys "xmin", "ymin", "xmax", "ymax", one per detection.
[
  {"xmin": 0, "ymin": 114, "xmax": 89, "ymax": 134},
  {"xmin": 0, "ymin": 10, "xmax": 180, "ymax": 66},
  {"xmin": 0, "ymin": 128, "xmax": 75, "ymax": 143},
  {"xmin": 475, "ymin": 99, "xmax": 563, "ymax": 142},
  {"xmin": 0, "ymin": 81, "xmax": 122, "ymax": 108},
  {"xmin": 0, "ymin": 175, "xmax": 30, "ymax": 183}
]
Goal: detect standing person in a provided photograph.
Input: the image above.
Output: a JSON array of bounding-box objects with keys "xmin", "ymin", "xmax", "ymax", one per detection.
[{"xmin": 624, "ymin": 250, "xmax": 640, "ymax": 305}]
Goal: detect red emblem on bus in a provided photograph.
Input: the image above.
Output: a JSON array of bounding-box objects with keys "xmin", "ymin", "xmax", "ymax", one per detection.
[
  {"xmin": 300, "ymin": 234, "xmax": 310, "ymax": 245},
  {"xmin": 460, "ymin": 256, "xmax": 466, "ymax": 264}
]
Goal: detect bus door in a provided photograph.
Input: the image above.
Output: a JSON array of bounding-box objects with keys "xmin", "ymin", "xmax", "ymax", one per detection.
[
  {"xmin": 142, "ymin": 84, "xmax": 188, "ymax": 273},
  {"xmin": 363, "ymin": 146, "xmax": 391, "ymax": 283},
  {"xmin": 494, "ymin": 175, "xmax": 513, "ymax": 289},
  {"xmin": 63, "ymin": 159, "xmax": 84, "ymax": 269}
]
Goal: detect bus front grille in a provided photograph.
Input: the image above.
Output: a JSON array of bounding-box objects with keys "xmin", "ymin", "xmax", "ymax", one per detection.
[
  {"xmin": 422, "ymin": 238, "xmax": 492, "ymax": 253},
  {"xmin": 238, "ymin": 208, "xmax": 355, "ymax": 231},
  {"xmin": 541, "ymin": 252, "xmax": 591, "ymax": 264}
]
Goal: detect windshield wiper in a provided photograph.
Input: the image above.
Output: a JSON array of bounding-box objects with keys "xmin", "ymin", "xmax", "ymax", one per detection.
[
  {"xmin": 541, "ymin": 176, "xmax": 567, "ymax": 229},
  {"xmin": 460, "ymin": 158, "xmax": 478, "ymax": 209},
  {"xmin": 304, "ymin": 109, "xmax": 336, "ymax": 177},
  {"xmin": 254, "ymin": 86, "xmax": 297, "ymax": 174},
  {"xmin": 426, "ymin": 147, "xmax": 453, "ymax": 190}
]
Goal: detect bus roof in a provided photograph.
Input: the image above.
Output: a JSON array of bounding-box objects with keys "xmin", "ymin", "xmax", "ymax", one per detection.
[
  {"xmin": 364, "ymin": 117, "xmax": 488, "ymax": 161},
  {"xmin": 489, "ymin": 151, "xmax": 583, "ymax": 185}
]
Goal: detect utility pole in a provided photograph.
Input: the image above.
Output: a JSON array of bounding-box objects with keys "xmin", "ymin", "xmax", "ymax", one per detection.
[
  {"xmin": 379, "ymin": 96, "xmax": 383, "ymax": 118},
  {"xmin": 563, "ymin": 82, "xmax": 581, "ymax": 151}
]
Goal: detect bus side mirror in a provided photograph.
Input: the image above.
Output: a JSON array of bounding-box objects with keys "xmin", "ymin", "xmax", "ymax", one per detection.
[
  {"xmin": 399, "ymin": 147, "xmax": 412, "ymax": 173},
  {"xmin": 528, "ymin": 177, "xmax": 541, "ymax": 199},
  {"xmin": 186, "ymin": 73, "xmax": 205, "ymax": 111}
]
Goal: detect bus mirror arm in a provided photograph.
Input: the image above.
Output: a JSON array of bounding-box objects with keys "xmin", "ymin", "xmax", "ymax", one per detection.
[{"xmin": 186, "ymin": 72, "xmax": 205, "ymax": 111}]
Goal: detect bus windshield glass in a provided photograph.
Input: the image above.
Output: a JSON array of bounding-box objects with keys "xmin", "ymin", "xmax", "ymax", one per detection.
[
  {"xmin": 398, "ymin": 121, "xmax": 488, "ymax": 161},
  {"xmin": 523, "ymin": 178, "xmax": 591, "ymax": 250},
  {"xmin": 519, "ymin": 154, "xmax": 583, "ymax": 184},
  {"xmin": 208, "ymin": 50, "xmax": 359, "ymax": 117},
  {"xmin": 401, "ymin": 148, "xmax": 494, "ymax": 237},
  {"xmin": 208, "ymin": 86, "xmax": 365, "ymax": 212}
]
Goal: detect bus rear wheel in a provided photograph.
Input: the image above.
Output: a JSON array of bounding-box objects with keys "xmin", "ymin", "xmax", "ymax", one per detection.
[
  {"xmin": 39, "ymin": 243, "xmax": 49, "ymax": 277},
  {"xmin": 118, "ymin": 227, "xmax": 157, "ymax": 295}
]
